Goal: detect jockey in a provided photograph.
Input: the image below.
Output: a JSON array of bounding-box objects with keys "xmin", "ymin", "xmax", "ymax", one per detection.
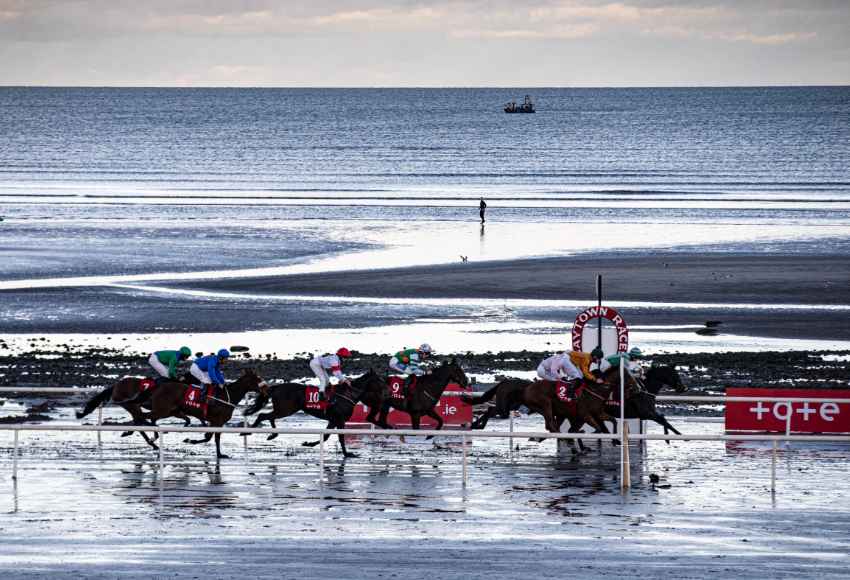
[
  {"xmin": 537, "ymin": 351, "xmax": 583, "ymax": 383},
  {"xmin": 599, "ymin": 347, "xmax": 645, "ymax": 377},
  {"xmin": 310, "ymin": 348, "xmax": 352, "ymax": 397},
  {"xmin": 190, "ymin": 348, "xmax": 230, "ymax": 401},
  {"xmin": 388, "ymin": 343, "xmax": 433, "ymax": 377},
  {"xmin": 388, "ymin": 343, "xmax": 433, "ymax": 394},
  {"xmin": 148, "ymin": 346, "xmax": 192, "ymax": 381}
]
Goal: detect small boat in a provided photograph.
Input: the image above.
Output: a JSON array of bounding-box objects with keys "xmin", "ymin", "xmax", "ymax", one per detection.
[{"xmin": 504, "ymin": 95, "xmax": 535, "ymax": 113}]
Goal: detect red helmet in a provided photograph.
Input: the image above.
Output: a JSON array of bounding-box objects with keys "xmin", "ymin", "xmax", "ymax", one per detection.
[{"xmin": 336, "ymin": 347, "xmax": 352, "ymax": 358}]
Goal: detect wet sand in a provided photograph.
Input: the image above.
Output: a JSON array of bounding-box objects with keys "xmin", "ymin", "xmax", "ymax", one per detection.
[
  {"xmin": 1, "ymin": 252, "xmax": 849, "ymax": 341},
  {"xmin": 182, "ymin": 252, "xmax": 850, "ymax": 304},
  {"xmin": 1, "ymin": 414, "xmax": 849, "ymax": 579},
  {"xmin": 169, "ymin": 251, "xmax": 850, "ymax": 340}
]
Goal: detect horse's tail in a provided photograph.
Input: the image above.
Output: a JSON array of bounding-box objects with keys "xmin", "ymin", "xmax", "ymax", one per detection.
[
  {"xmin": 461, "ymin": 384, "xmax": 499, "ymax": 406},
  {"xmin": 76, "ymin": 386, "xmax": 114, "ymax": 419}
]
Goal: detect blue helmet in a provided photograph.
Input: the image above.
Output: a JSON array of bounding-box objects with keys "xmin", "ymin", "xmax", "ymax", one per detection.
[{"xmin": 217, "ymin": 348, "xmax": 231, "ymax": 359}]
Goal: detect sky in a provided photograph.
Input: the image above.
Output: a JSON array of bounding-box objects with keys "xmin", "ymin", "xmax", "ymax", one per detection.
[{"xmin": 0, "ymin": 0, "xmax": 848, "ymax": 86}]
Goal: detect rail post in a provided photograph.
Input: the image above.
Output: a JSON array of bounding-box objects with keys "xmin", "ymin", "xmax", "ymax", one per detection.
[
  {"xmin": 508, "ymin": 413, "xmax": 514, "ymax": 454},
  {"xmin": 462, "ymin": 433, "xmax": 468, "ymax": 487},
  {"xmin": 12, "ymin": 429, "xmax": 19, "ymax": 480},
  {"xmin": 771, "ymin": 440, "xmax": 777, "ymax": 493},
  {"xmin": 620, "ymin": 357, "xmax": 629, "ymax": 491},
  {"xmin": 319, "ymin": 435, "xmax": 325, "ymax": 485},
  {"xmin": 243, "ymin": 417, "xmax": 248, "ymax": 451},
  {"xmin": 158, "ymin": 430, "xmax": 165, "ymax": 474},
  {"xmin": 785, "ymin": 411, "xmax": 792, "ymax": 448},
  {"xmin": 96, "ymin": 405, "xmax": 103, "ymax": 448}
]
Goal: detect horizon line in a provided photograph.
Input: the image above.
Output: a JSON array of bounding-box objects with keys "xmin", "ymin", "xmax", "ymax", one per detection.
[{"xmin": 1, "ymin": 83, "xmax": 848, "ymax": 90}]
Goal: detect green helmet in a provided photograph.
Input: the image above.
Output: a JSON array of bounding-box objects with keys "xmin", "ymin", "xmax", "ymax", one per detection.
[
  {"xmin": 179, "ymin": 346, "xmax": 192, "ymax": 359},
  {"xmin": 629, "ymin": 347, "xmax": 643, "ymax": 358}
]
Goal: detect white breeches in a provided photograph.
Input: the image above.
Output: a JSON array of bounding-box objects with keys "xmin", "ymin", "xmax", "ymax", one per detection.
[
  {"xmin": 149, "ymin": 354, "xmax": 170, "ymax": 378},
  {"xmin": 309, "ymin": 358, "xmax": 330, "ymax": 391},
  {"xmin": 388, "ymin": 357, "xmax": 406, "ymax": 374},
  {"xmin": 561, "ymin": 360, "xmax": 583, "ymax": 381},
  {"xmin": 189, "ymin": 363, "xmax": 211, "ymax": 385},
  {"xmin": 537, "ymin": 361, "xmax": 582, "ymax": 382},
  {"xmin": 536, "ymin": 363, "xmax": 559, "ymax": 382}
]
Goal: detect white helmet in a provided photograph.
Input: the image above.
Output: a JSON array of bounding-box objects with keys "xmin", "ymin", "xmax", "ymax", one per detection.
[{"xmin": 419, "ymin": 343, "xmax": 433, "ymax": 354}]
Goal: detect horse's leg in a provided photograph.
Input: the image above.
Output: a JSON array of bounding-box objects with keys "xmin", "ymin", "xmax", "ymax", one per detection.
[
  {"xmin": 127, "ymin": 406, "xmax": 159, "ymax": 450},
  {"xmin": 184, "ymin": 432, "xmax": 214, "ymax": 445},
  {"xmin": 567, "ymin": 420, "xmax": 585, "ymax": 454},
  {"xmin": 472, "ymin": 407, "xmax": 497, "ymax": 430},
  {"xmin": 215, "ymin": 433, "xmax": 229, "ymax": 460},
  {"xmin": 586, "ymin": 412, "xmax": 618, "ymax": 447},
  {"xmin": 424, "ymin": 408, "xmax": 443, "ymax": 440},
  {"xmin": 652, "ymin": 412, "xmax": 681, "ymax": 444}
]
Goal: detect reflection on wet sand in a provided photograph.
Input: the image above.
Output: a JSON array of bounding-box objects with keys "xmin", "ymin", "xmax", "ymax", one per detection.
[{"xmin": 116, "ymin": 461, "xmax": 239, "ymax": 518}]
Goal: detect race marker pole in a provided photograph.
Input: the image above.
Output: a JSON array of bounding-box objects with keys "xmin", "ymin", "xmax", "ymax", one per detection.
[
  {"xmin": 620, "ymin": 357, "xmax": 629, "ymax": 491},
  {"xmin": 243, "ymin": 417, "xmax": 248, "ymax": 451},
  {"xmin": 596, "ymin": 275, "xmax": 603, "ymax": 353}
]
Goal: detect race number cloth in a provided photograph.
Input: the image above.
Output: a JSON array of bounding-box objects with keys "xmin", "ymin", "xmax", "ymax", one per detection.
[
  {"xmin": 555, "ymin": 381, "xmax": 584, "ymax": 403},
  {"xmin": 304, "ymin": 385, "xmax": 333, "ymax": 411},
  {"xmin": 139, "ymin": 378, "xmax": 156, "ymax": 393},
  {"xmin": 183, "ymin": 385, "xmax": 209, "ymax": 415},
  {"xmin": 387, "ymin": 376, "xmax": 416, "ymax": 399},
  {"xmin": 725, "ymin": 388, "xmax": 850, "ymax": 434}
]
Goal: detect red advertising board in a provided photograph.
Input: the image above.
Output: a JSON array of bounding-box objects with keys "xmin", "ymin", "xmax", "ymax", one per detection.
[
  {"xmin": 347, "ymin": 382, "xmax": 473, "ymax": 429},
  {"xmin": 725, "ymin": 388, "xmax": 850, "ymax": 434}
]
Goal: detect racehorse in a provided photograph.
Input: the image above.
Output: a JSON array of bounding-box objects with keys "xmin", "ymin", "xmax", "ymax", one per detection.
[
  {"xmin": 143, "ymin": 368, "xmax": 269, "ymax": 459},
  {"xmin": 464, "ymin": 367, "xmax": 639, "ymax": 453},
  {"xmin": 75, "ymin": 376, "xmax": 198, "ymax": 448},
  {"xmin": 604, "ymin": 364, "xmax": 687, "ymax": 438},
  {"xmin": 243, "ymin": 369, "xmax": 386, "ymax": 458},
  {"xmin": 368, "ymin": 359, "xmax": 469, "ymax": 437},
  {"xmin": 463, "ymin": 377, "xmax": 531, "ymax": 430}
]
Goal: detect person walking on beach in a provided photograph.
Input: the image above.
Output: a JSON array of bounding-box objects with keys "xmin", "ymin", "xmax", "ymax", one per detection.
[{"xmin": 479, "ymin": 198, "xmax": 487, "ymax": 223}]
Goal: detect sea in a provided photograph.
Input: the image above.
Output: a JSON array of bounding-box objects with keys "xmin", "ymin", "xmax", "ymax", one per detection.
[{"xmin": 1, "ymin": 87, "xmax": 849, "ymax": 355}]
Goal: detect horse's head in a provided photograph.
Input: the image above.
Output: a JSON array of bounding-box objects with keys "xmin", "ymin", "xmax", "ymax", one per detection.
[
  {"xmin": 239, "ymin": 368, "xmax": 270, "ymax": 397},
  {"xmin": 348, "ymin": 368, "xmax": 384, "ymax": 399},
  {"xmin": 438, "ymin": 358, "xmax": 469, "ymax": 388},
  {"xmin": 648, "ymin": 364, "xmax": 687, "ymax": 393}
]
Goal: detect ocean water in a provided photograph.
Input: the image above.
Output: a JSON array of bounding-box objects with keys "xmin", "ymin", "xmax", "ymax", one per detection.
[
  {"xmin": 1, "ymin": 86, "xmax": 850, "ymax": 283},
  {"xmin": 1, "ymin": 87, "xmax": 849, "ymax": 350},
  {"xmin": 2, "ymin": 86, "xmax": 849, "ymax": 202}
]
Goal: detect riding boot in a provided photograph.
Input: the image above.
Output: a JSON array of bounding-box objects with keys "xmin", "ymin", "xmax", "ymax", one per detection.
[
  {"xmin": 199, "ymin": 384, "xmax": 208, "ymax": 402},
  {"xmin": 567, "ymin": 380, "xmax": 578, "ymax": 400}
]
